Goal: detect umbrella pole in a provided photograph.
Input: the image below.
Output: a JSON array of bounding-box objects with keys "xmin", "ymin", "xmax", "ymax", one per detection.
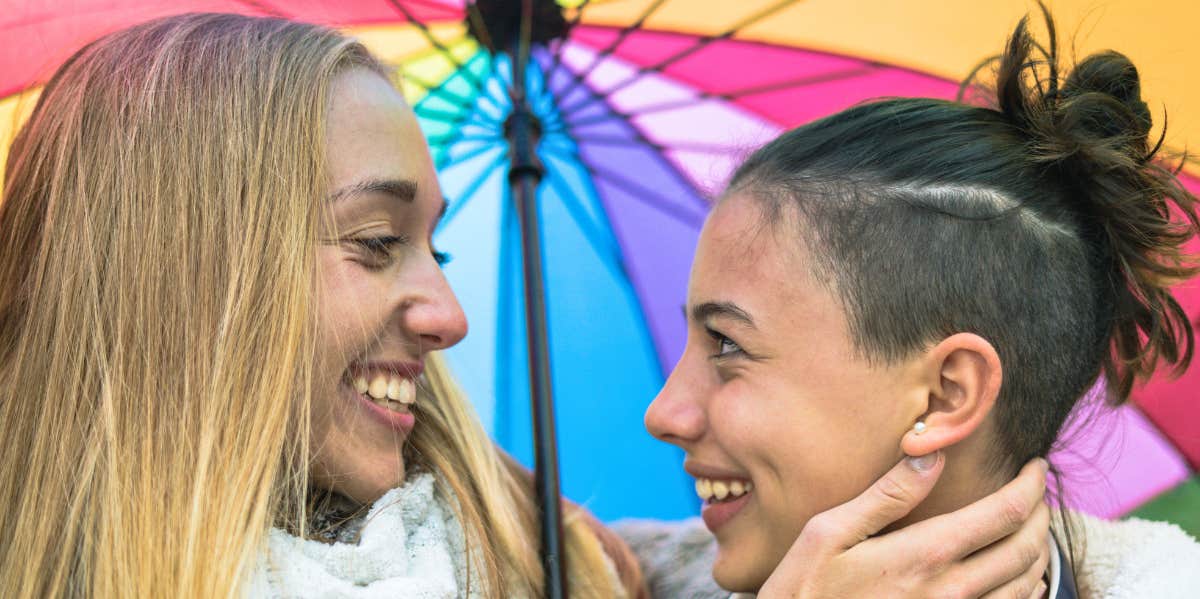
[{"xmin": 507, "ymin": 0, "xmax": 568, "ymax": 597}]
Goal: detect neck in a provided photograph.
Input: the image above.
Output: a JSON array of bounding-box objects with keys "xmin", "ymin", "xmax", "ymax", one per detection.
[{"xmin": 887, "ymin": 433, "xmax": 1008, "ymax": 531}]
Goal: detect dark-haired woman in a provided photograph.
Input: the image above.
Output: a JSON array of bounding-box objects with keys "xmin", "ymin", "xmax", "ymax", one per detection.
[
  {"xmin": 638, "ymin": 6, "xmax": 1200, "ymax": 598},
  {"xmin": 0, "ymin": 10, "xmax": 1052, "ymax": 599}
]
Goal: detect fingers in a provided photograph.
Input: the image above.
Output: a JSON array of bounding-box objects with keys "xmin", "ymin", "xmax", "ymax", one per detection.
[
  {"xmin": 798, "ymin": 452, "xmax": 944, "ymax": 552},
  {"xmin": 903, "ymin": 458, "xmax": 1048, "ymax": 561},
  {"xmin": 975, "ymin": 524, "xmax": 1051, "ymax": 599},
  {"xmin": 978, "ymin": 575, "xmax": 1047, "ymax": 599},
  {"xmin": 958, "ymin": 500, "xmax": 1051, "ymax": 598}
]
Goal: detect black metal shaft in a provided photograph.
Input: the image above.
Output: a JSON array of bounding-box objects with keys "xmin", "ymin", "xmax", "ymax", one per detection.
[{"xmin": 508, "ymin": 0, "xmax": 567, "ymax": 596}]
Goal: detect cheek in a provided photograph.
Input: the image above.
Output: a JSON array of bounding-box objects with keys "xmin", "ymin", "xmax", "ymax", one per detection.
[
  {"xmin": 718, "ymin": 376, "xmax": 905, "ymax": 550},
  {"xmin": 315, "ymin": 253, "xmax": 386, "ymax": 356}
]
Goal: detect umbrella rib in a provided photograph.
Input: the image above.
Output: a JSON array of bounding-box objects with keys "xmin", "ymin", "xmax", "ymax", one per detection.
[
  {"xmin": 415, "ymin": 104, "xmax": 474, "ymax": 123},
  {"xmin": 388, "ymin": 1, "xmax": 509, "ymax": 122},
  {"xmin": 404, "ymin": 0, "xmax": 463, "ymax": 14},
  {"xmin": 386, "ymin": 0, "xmax": 486, "ymax": 92},
  {"xmin": 549, "ymin": 0, "xmax": 669, "ymax": 103},
  {"xmin": 541, "ymin": 159, "xmax": 627, "ymax": 277},
  {"xmin": 429, "ymin": 106, "xmax": 507, "ymax": 171},
  {"xmin": 430, "ymin": 133, "xmax": 504, "ymax": 146},
  {"xmin": 545, "ymin": 65, "xmax": 713, "ymax": 223},
  {"xmin": 423, "ymin": 53, "xmax": 515, "ymax": 165},
  {"xmin": 562, "ymin": 64, "xmax": 882, "ymax": 127},
  {"xmin": 392, "ymin": 34, "xmax": 484, "ymax": 71},
  {"xmin": 406, "ymin": 71, "xmax": 482, "ymax": 112},
  {"xmin": 543, "ymin": 0, "xmax": 592, "ymax": 88},
  {"xmin": 437, "ymin": 138, "xmax": 505, "ymax": 171},
  {"xmin": 541, "ymin": 139, "xmax": 707, "ymax": 226},
  {"xmin": 229, "ymin": 0, "xmax": 290, "ymax": 18},
  {"xmin": 440, "ymin": 150, "xmax": 510, "ymax": 229},
  {"xmin": 583, "ymin": 160, "xmax": 708, "ymax": 227},
  {"xmin": 721, "ymin": 64, "xmax": 883, "ymax": 98},
  {"xmin": 406, "ymin": 46, "xmax": 509, "ymax": 119},
  {"xmin": 531, "ymin": 56, "xmax": 562, "ymax": 120},
  {"xmin": 569, "ymin": 132, "xmax": 740, "ymax": 155},
  {"xmin": 557, "ymin": 0, "xmax": 797, "ymax": 115},
  {"xmin": 464, "ymin": 104, "xmax": 507, "ymax": 131}
]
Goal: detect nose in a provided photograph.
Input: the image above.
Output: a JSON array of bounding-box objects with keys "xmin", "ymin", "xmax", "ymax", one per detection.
[
  {"xmin": 401, "ymin": 259, "xmax": 468, "ymax": 352},
  {"xmin": 645, "ymin": 350, "xmax": 707, "ymax": 446}
]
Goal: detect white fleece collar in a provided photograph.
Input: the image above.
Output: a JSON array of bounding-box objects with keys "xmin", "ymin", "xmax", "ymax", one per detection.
[{"xmin": 244, "ymin": 474, "xmax": 485, "ymax": 598}]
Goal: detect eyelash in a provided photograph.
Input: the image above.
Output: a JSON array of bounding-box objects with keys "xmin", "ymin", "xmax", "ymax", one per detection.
[
  {"xmin": 347, "ymin": 236, "xmax": 452, "ymax": 269},
  {"xmin": 705, "ymin": 327, "xmax": 745, "ymax": 360}
]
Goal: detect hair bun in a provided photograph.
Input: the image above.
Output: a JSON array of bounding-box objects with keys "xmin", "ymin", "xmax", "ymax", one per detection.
[
  {"xmin": 977, "ymin": 1, "xmax": 1200, "ymax": 402},
  {"xmin": 985, "ymin": 7, "xmax": 1158, "ymax": 169},
  {"xmin": 1058, "ymin": 51, "xmax": 1153, "ymax": 153}
]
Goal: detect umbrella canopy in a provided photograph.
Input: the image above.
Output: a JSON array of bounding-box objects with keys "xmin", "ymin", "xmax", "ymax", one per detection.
[{"xmin": 2, "ymin": 0, "xmax": 1197, "ymax": 534}]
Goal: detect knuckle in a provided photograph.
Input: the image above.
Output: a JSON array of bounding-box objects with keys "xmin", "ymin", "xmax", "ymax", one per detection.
[
  {"xmin": 1011, "ymin": 572, "xmax": 1041, "ymax": 599},
  {"xmin": 873, "ymin": 474, "xmax": 916, "ymax": 509},
  {"xmin": 919, "ymin": 544, "xmax": 953, "ymax": 570},
  {"xmin": 999, "ymin": 495, "xmax": 1030, "ymax": 529},
  {"xmin": 1008, "ymin": 581, "xmax": 1033, "ymax": 599},
  {"xmin": 932, "ymin": 582, "xmax": 970, "ymax": 599},
  {"xmin": 1018, "ymin": 537, "xmax": 1043, "ymax": 569},
  {"xmin": 799, "ymin": 513, "xmax": 837, "ymax": 546}
]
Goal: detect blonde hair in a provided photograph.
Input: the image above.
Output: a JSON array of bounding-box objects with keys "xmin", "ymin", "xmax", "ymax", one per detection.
[{"xmin": 0, "ymin": 13, "xmax": 637, "ymax": 598}]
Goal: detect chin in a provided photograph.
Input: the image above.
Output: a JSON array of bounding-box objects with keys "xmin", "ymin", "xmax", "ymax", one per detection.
[
  {"xmin": 310, "ymin": 449, "xmax": 406, "ymax": 506},
  {"xmin": 711, "ymin": 542, "xmax": 773, "ymax": 593},
  {"xmin": 342, "ymin": 466, "xmax": 405, "ymax": 504}
]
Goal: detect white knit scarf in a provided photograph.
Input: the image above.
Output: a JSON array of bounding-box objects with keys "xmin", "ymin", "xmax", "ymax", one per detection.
[{"xmin": 244, "ymin": 474, "xmax": 487, "ymax": 598}]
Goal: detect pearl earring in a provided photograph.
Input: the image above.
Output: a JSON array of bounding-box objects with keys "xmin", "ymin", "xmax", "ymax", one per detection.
[{"xmin": 913, "ymin": 421, "xmax": 927, "ymax": 435}]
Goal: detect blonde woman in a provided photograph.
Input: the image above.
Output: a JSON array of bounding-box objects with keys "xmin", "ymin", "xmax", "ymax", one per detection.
[
  {"xmin": 0, "ymin": 13, "xmax": 638, "ymax": 598},
  {"xmin": 0, "ymin": 13, "xmax": 1048, "ymax": 599}
]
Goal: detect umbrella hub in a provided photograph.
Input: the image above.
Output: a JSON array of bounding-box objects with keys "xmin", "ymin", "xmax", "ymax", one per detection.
[
  {"xmin": 504, "ymin": 104, "xmax": 544, "ymax": 183},
  {"xmin": 466, "ymin": 0, "xmax": 569, "ymax": 53}
]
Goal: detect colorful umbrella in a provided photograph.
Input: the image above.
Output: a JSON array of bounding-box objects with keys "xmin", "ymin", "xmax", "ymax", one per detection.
[{"xmin": 2, "ymin": 0, "xmax": 1197, "ymax": 538}]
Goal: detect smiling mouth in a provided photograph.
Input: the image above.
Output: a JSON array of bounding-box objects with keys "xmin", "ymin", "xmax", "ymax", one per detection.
[
  {"xmin": 349, "ymin": 373, "xmax": 417, "ymax": 415},
  {"xmin": 695, "ymin": 477, "xmax": 754, "ymax": 503}
]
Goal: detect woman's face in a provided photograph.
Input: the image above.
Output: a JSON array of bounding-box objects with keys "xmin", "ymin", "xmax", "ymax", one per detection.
[
  {"xmin": 310, "ymin": 68, "xmax": 467, "ymax": 505},
  {"xmin": 645, "ymin": 192, "xmax": 924, "ymax": 592}
]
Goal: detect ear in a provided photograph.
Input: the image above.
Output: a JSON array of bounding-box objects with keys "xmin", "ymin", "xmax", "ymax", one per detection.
[{"xmin": 900, "ymin": 333, "xmax": 1002, "ymax": 457}]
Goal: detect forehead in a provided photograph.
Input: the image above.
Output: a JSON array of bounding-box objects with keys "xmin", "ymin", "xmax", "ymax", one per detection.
[
  {"xmin": 694, "ymin": 193, "xmax": 791, "ymax": 285},
  {"xmin": 691, "ymin": 193, "xmax": 831, "ymax": 324},
  {"xmin": 325, "ymin": 68, "xmax": 439, "ymax": 196}
]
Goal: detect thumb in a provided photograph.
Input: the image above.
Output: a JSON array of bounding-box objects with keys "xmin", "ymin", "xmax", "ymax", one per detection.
[{"xmin": 805, "ymin": 452, "xmax": 945, "ymax": 551}]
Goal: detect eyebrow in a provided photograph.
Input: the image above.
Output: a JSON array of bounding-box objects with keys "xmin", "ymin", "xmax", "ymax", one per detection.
[
  {"xmin": 689, "ymin": 301, "xmax": 757, "ymax": 329},
  {"xmin": 327, "ymin": 178, "xmax": 418, "ymax": 204}
]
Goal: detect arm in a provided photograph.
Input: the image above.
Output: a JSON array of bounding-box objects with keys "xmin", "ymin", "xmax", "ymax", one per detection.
[{"xmin": 758, "ymin": 454, "xmax": 1051, "ymax": 599}]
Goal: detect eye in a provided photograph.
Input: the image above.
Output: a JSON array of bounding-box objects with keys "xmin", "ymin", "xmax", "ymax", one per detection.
[
  {"xmin": 432, "ymin": 249, "xmax": 452, "ymax": 267},
  {"xmin": 705, "ymin": 327, "xmax": 745, "ymax": 359},
  {"xmin": 346, "ymin": 235, "xmax": 407, "ymax": 269}
]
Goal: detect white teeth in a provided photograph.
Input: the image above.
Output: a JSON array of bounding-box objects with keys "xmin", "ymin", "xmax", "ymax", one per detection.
[
  {"xmin": 368, "ymin": 376, "xmax": 388, "ymax": 399},
  {"xmin": 384, "ymin": 377, "xmax": 416, "ymax": 404},
  {"xmin": 397, "ymin": 378, "xmax": 416, "ymax": 405},
  {"xmin": 712, "ymin": 480, "xmax": 729, "ymax": 500},
  {"xmin": 729, "ymin": 480, "xmax": 745, "ymax": 497},
  {"xmin": 356, "ymin": 373, "xmax": 417, "ymax": 410},
  {"xmin": 694, "ymin": 477, "xmax": 753, "ymax": 502}
]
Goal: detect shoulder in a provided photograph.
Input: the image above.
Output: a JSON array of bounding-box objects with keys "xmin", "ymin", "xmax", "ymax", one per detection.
[
  {"xmin": 612, "ymin": 518, "xmax": 728, "ymax": 599},
  {"xmin": 1068, "ymin": 511, "xmax": 1200, "ymax": 599}
]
